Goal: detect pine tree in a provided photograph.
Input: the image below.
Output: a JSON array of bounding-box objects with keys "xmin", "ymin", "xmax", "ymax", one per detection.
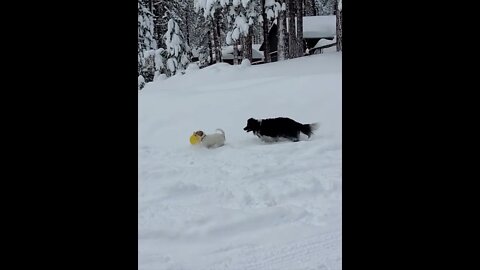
[
  {"xmin": 318, "ymin": 0, "xmax": 335, "ymax": 15},
  {"xmin": 201, "ymin": 21, "xmax": 215, "ymax": 66},
  {"xmin": 138, "ymin": 0, "xmax": 157, "ymax": 87},
  {"xmin": 305, "ymin": 0, "xmax": 317, "ymax": 16},
  {"xmin": 152, "ymin": 1, "xmax": 191, "ymax": 50},
  {"xmin": 194, "ymin": 0, "xmax": 226, "ymax": 63},
  {"xmin": 164, "ymin": 18, "xmax": 191, "ymax": 76},
  {"xmin": 184, "ymin": 0, "xmax": 194, "ymax": 45},
  {"xmin": 187, "ymin": 1, "xmax": 212, "ymax": 67},
  {"xmin": 152, "ymin": 1, "xmax": 168, "ymax": 47},
  {"xmin": 225, "ymin": 2, "xmax": 240, "ymax": 64},
  {"xmin": 223, "ymin": 0, "xmax": 260, "ymax": 62}
]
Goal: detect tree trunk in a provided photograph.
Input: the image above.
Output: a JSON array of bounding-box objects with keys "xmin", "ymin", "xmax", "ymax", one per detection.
[
  {"xmin": 277, "ymin": 0, "xmax": 287, "ymax": 61},
  {"xmin": 148, "ymin": 0, "xmax": 153, "ymax": 13},
  {"xmin": 152, "ymin": 1, "xmax": 162, "ymax": 43},
  {"xmin": 282, "ymin": 0, "xmax": 288, "ymax": 59},
  {"xmin": 185, "ymin": 1, "xmax": 190, "ymax": 46},
  {"xmin": 336, "ymin": 0, "xmax": 342, "ymax": 51},
  {"xmin": 208, "ymin": 31, "xmax": 214, "ymax": 64},
  {"xmin": 212, "ymin": 15, "xmax": 222, "ymax": 63},
  {"xmin": 296, "ymin": 0, "xmax": 304, "ymax": 57},
  {"xmin": 215, "ymin": 10, "xmax": 223, "ymax": 62},
  {"xmin": 287, "ymin": 0, "xmax": 297, "ymax": 59},
  {"xmin": 233, "ymin": 39, "xmax": 239, "ymax": 65},
  {"xmin": 241, "ymin": 35, "xmax": 245, "ymax": 60},
  {"xmin": 261, "ymin": 0, "xmax": 271, "ymax": 63},
  {"xmin": 244, "ymin": 28, "xmax": 253, "ymax": 62}
]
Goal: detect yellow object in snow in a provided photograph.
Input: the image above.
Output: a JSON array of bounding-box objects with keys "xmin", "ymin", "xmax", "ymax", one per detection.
[{"xmin": 190, "ymin": 134, "xmax": 201, "ymax": 145}]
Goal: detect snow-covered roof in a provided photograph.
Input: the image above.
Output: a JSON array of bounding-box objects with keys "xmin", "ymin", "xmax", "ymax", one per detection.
[
  {"xmin": 302, "ymin": 15, "xmax": 336, "ymax": 38},
  {"xmin": 312, "ymin": 36, "xmax": 337, "ymax": 49}
]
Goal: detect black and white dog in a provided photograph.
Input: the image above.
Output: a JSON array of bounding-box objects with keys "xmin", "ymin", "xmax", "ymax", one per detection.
[{"xmin": 243, "ymin": 117, "xmax": 319, "ymax": 142}]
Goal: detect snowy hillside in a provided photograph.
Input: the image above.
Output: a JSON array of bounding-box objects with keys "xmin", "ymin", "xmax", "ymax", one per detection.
[{"xmin": 139, "ymin": 52, "xmax": 342, "ymax": 270}]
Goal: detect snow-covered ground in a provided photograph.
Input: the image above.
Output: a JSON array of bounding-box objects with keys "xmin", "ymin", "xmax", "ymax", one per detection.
[{"xmin": 139, "ymin": 52, "xmax": 342, "ymax": 270}]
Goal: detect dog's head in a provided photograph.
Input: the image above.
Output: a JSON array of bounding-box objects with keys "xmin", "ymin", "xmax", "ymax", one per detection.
[
  {"xmin": 193, "ymin": 130, "xmax": 205, "ymax": 139},
  {"xmin": 243, "ymin": 118, "xmax": 260, "ymax": 133}
]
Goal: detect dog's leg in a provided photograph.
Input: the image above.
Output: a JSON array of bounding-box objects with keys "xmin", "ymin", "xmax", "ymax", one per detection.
[{"xmin": 290, "ymin": 132, "xmax": 300, "ymax": 142}]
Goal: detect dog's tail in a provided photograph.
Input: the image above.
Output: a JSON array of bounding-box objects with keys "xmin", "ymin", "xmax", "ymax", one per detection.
[{"xmin": 300, "ymin": 123, "xmax": 319, "ymax": 138}]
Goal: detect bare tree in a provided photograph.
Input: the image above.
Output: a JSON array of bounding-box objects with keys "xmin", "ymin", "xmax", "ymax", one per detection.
[
  {"xmin": 211, "ymin": 11, "xmax": 222, "ymax": 63},
  {"xmin": 287, "ymin": 0, "xmax": 297, "ymax": 58},
  {"xmin": 336, "ymin": 0, "xmax": 342, "ymax": 51},
  {"xmin": 215, "ymin": 10, "xmax": 223, "ymax": 62},
  {"xmin": 296, "ymin": 0, "xmax": 304, "ymax": 57},
  {"xmin": 277, "ymin": 0, "xmax": 287, "ymax": 61},
  {"xmin": 261, "ymin": 0, "xmax": 271, "ymax": 63}
]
